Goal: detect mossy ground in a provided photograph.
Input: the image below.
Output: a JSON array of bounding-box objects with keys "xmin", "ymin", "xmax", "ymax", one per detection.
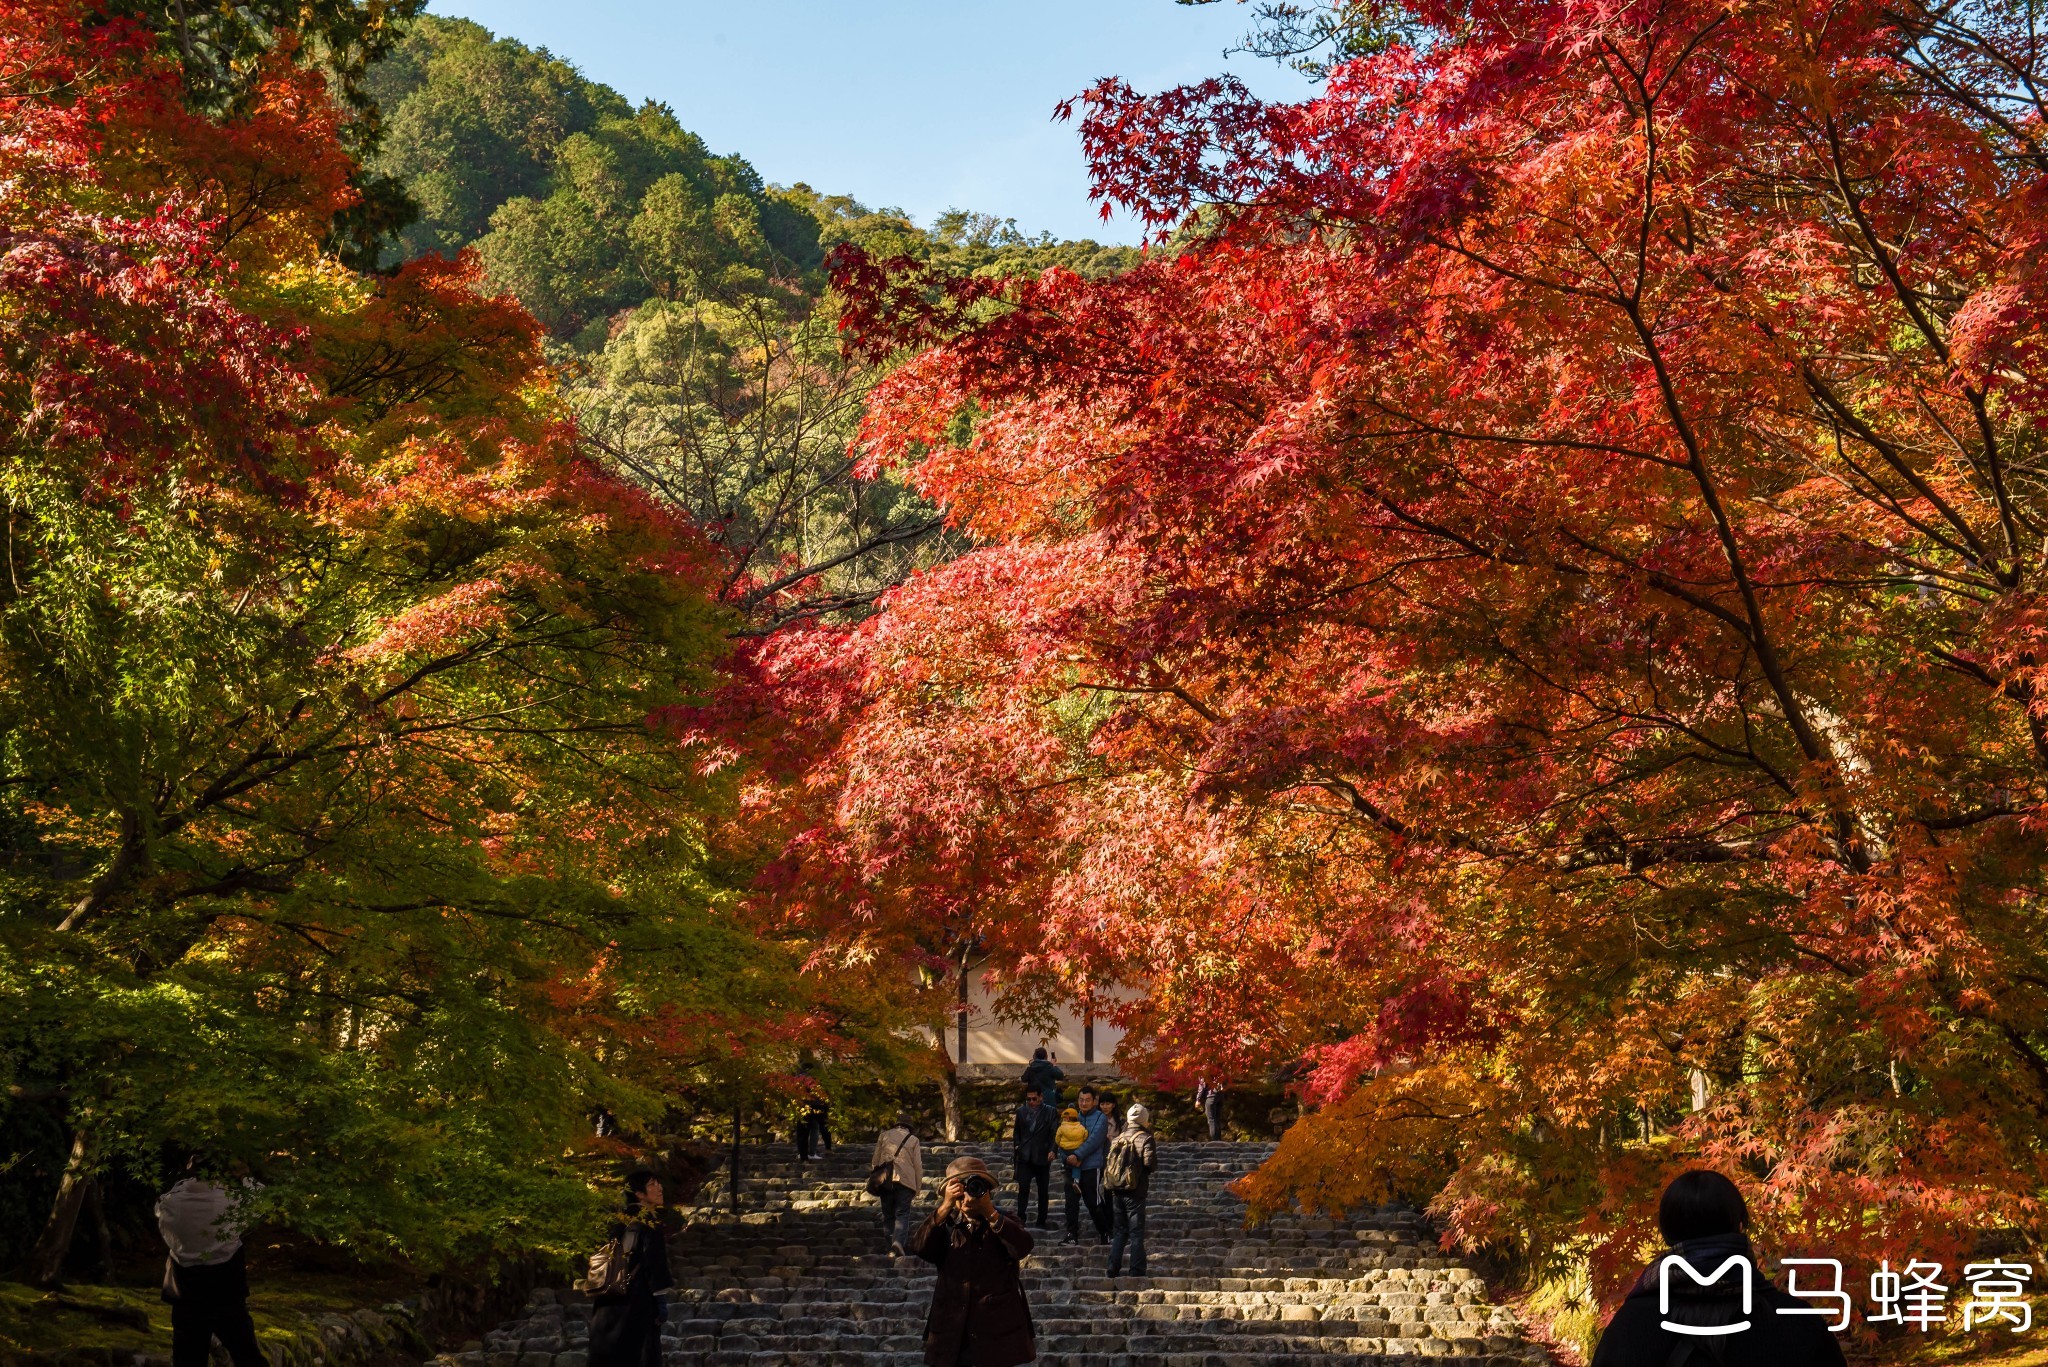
[
  {"xmin": 0, "ymin": 1269, "xmax": 414, "ymax": 1356},
  {"xmin": 1904, "ymin": 1336, "xmax": 2048, "ymax": 1366}
]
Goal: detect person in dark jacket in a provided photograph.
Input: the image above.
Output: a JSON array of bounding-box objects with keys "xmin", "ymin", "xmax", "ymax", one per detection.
[
  {"xmin": 1103, "ymin": 1104, "xmax": 1158, "ymax": 1278},
  {"xmin": 1019, "ymin": 1047, "xmax": 1064, "ymax": 1110},
  {"xmin": 1589, "ymin": 1170, "xmax": 1847, "ymax": 1367},
  {"xmin": 588, "ymin": 1170, "xmax": 675, "ymax": 1367},
  {"xmin": 1011, "ymin": 1086, "xmax": 1058, "ymax": 1228},
  {"xmin": 793, "ymin": 1069, "xmax": 832, "ymax": 1160},
  {"xmin": 909, "ymin": 1155, "xmax": 1037, "ymax": 1367}
]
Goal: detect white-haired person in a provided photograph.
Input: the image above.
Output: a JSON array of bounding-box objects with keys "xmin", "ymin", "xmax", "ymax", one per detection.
[{"xmin": 1100, "ymin": 1104, "xmax": 1158, "ymax": 1278}]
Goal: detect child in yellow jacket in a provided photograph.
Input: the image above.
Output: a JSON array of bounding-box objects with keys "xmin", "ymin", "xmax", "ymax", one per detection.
[{"xmin": 1054, "ymin": 1107, "xmax": 1087, "ymax": 1154}]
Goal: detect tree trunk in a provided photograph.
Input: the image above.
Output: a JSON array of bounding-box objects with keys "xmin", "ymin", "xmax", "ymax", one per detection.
[
  {"xmin": 956, "ymin": 951, "xmax": 970, "ymax": 1068},
  {"xmin": 941, "ymin": 1069, "xmax": 962, "ymax": 1143},
  {"xmin": 28, "ymin": 1129, "xmax": 93, "ymax": 1287},
  {"xmin": 728, "ymin": 1105, "xmax": 741, "ymax": 1216},
  {"xmin": 84, "ymin": 1176, "xmax": 113, "ymax": 1280}
]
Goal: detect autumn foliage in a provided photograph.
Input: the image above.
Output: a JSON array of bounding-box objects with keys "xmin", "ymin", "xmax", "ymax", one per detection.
[
  {"xmin": 18, "ymin": 0, "xmax": 2048, "ymax": 1312},
  {"xmin": 790, "ymin": 0, "xmax": 2048, "ymax": 1296},
  {"xmin": 0, "ymin": 0, "xmax": 843, "ymax": 1274}
]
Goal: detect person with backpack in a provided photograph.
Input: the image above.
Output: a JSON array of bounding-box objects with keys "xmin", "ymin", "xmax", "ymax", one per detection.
[
  {"xmin": 870, "ymin": 1116, "xmax": 924, "ymax": 1256},
  {"xmin": 587, "ymin": 1170, "xmax": 673, "ymax": 1367},
  {"xmin": 1102, "ymin": 1104, "xmax": 1158, "ymax": 1278},
  {"xmin": 1011, "ymin": 1085, "xmax": 1058, "ymax": 1228},
  {"xmin": 1589, "ymin": 1170, "xmax": 1847, "ymax": 1367}
]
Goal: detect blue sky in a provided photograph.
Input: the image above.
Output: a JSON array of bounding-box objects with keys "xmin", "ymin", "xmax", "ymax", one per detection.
[{"xmin": 425, "ymin": 1, "xmax": 1318, "ymax": 244}]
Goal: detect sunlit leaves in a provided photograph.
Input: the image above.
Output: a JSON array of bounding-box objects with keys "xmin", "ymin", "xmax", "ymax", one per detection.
[{"xmin": 799, "ymin": 0, "xmax": 2048, "ymax": 1296}]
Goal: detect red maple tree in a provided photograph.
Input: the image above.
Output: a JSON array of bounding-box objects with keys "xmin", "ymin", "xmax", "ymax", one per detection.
[{"xmin": 789, "ymin": 0, "xmax": 2048, "ymax": 1292}]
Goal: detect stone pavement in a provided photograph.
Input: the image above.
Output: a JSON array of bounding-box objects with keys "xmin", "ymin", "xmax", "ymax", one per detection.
[{"xmin": 431, "ymin": 1140, "xmax": 1548, "ymax": 1366}]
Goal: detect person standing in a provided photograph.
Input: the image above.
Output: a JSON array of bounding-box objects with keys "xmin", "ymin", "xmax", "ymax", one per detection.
[
  {"xmin": 1061, "ymin": 1088, "xmax": 1112, "ymax": 1245},
  {"xmin": 909, "ymin": 1156, "xmax": 1037, "ymax": 1367},
  {"xmin": 1195, "ymin": 1078, "xmax": 1225, "ymax": 1141},
  {"xmin": 797, "ymin": 1096, "xmax": 833, "ymax": 1160},
  {"xmin": 156, "ymin": 1162, "xmax": 264, "ymax": 1367},
  {"xmin": 1102, "ymin": 1105, "xmax": 1158, "ymax": 1278},
  {"xmin": 871, "ymin": 1116, "xmax": 924, "ymax": 1256},
  {"xmin": 1010, "ymin": 1086, "xmax": 1057, "ymax": 1228},
  {"xmin": 793, "ymin": 1070, "xmax": 832, "ymax": 1161},
  {"xmin": 588, "ymin": 1170, "xmax": 674, "ymax": 1367},
  {"xmin": 1052, "ymin": 1107, "xmax": 1084, "ymax": 1241},
  {"xmin": 1020, "ymin": 1047, "xmax": 1065, "ymax": 1110},
  {"xmin": 1097, "ymin": 1090, "xmax": 1123, "ymax": 1141}
]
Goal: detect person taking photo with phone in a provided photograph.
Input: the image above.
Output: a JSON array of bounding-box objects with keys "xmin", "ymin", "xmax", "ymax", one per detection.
[{"xmin": 908, "ymin": 1155, "xmax": 1037, "ymax": 1366}]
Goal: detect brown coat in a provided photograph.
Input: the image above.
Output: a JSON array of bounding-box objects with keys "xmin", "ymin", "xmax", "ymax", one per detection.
[{"xmin": 908, "ymin": 1208, "xmax": 1036, "ymax": 1367}]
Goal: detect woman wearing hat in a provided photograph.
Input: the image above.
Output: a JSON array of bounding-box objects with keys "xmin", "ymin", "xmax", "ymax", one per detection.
[{"xmin": 907, "ymin": 1155, "xmax": 1037, "ymax": 1366}]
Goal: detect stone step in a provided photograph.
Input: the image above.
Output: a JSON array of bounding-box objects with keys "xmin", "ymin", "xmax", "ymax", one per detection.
[
  {"xmin": 429, "ymin": 1141, "xmax": 1545, "ymax": 1367},
  {"xmin": 481, "ymin": 1354, "xmax": 1532, "ymax": 1367}
]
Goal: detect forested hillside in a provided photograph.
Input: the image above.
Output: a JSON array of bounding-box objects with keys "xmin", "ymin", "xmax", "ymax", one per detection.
[
  {"xmin": 365, "ymin": 18, "xmax": 1139, "ymax": 625},
  {"xmin": 0, "ymin": 7, "xmax": 1143, "ymax": 1286},
  {"xmin": 0, "ymin": 0, "xmax": 905, "ymax": 1281}
]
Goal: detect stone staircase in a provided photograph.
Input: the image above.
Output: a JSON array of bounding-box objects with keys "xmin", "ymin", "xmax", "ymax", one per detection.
[{"xmin": 434, "ymin": 1141, "xmax": 1547, "ymax": 1366}]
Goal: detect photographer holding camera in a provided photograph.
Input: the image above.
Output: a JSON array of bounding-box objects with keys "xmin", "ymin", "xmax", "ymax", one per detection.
[{"xmin": 907, "ymin": 1155, "xmax": 1038, "ymax": 1367}]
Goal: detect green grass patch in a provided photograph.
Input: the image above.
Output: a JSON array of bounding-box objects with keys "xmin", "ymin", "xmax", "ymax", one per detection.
[{"xmin": 0, "ymin": 1270, "xmax": 416, "ymax": 1356}]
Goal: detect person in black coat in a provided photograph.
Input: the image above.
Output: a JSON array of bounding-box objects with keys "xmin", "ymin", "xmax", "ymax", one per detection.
[
  {"xmin": 1019, "ymin": 1048, "xmax": 1064, "ymax": 1110},
  {"xmin": 910, "ymin": 1155, "xmax": 1037, "ymax": 1367},
  {"xmin": 588, "ymin": 1170, "xmax": 675, "ymax": 1367},
  {"xmin": 1011, "ymin": 1086, "xmax": 1058, "ymax": 1229},
  {"xmin": 1590, "ymin": 1170, "xmax": 1848, "ymax": 1367}
]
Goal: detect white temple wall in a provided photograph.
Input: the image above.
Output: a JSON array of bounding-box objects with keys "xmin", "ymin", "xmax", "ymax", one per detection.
[{"xmin": 941, "ymin": 973, "xmax": 1129, "ymax": 1080}]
